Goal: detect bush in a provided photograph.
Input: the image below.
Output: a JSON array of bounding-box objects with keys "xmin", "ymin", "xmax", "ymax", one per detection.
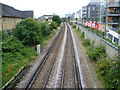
[
  {"xmin": 50, "ymin": 21, "xmax": 58, "ymax": 30},
  {"xmin": 95, "ymin": 57, "xmax": 120, "ymax": 89},
  {"xmin": 87, "ymin": 45, "xmax": 106, "ymax": 61},
  {"xmin": 2, "ymin": 34, "xmax": 24, "ymax": 55},
  {"xmin": 2, "ymin": 34, "xmax": 36, "ymax": 86},
  {"xmin": 81, "ymin": 32, "xmax": 84, "ymax": 38},
  {"xmin": 39, "ymin": 22, "xmax": 51, "ymax": 37},
  {"xmin": 13, "ymin": 18, "xmax": 41, "ymax": 46},
  {"xmin": 72, "ymin": 25, "xmax": 76, "ymax": 28},
  {"xmin": 82, "ymin": 39, "xmax": 90, "ymax": 47},
  {"xmin": 52, "ymin": 15, "xmax": 61, "ymax": 26},
  {"xmin": 69, "ymin": 22, "xmax": 73, "ymax": 26},
  {"xmin": 13, "ymin": 19, "xmax": 52, "ymax": 46}
]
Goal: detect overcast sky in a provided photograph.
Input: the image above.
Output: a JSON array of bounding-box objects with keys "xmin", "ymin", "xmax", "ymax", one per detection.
[{"xmin": 0, "ymin": 0, "xmax": 90, "ymax": 18}]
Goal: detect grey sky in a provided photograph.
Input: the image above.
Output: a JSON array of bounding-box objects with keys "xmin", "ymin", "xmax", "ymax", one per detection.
[{"xmin": 0, "ymin": 0, "xmax": 90, "ymax": 18}]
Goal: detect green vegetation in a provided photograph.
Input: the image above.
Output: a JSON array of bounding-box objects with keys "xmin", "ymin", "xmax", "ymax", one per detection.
[
  {"xmin": 85, "ymin": 26, "xmax": 105, "ymax": 37},
  {"xmin": 2, "ymin": 17, "xmax": 60, "ymax": 87},
  {"xmin": 73, "ymin": 26, "xmax": 120, "ymax": 89},
  {"xmin": 87, "ymin": 45, "xmax": 106, "ymax": 62},
  {"xmin": 52, "ymin": 15, "xmax": 61, "ymax": 26},
  {"xmin": 95, "ymin": 57, "xmax": 120, "ymax": 89},
  {"xmin": 117, "ymin": 30, "xmax": 120, "ymax": 34},
  {"xmin": 13, "ymin": 18, "xmax": 51, "ymax": 46},
  {"xmin": 85, "ymin": 26, "xmax": 120, "ymax": 48},
  {"xmin": 50, "ymin": 21, "xmax": 58, "ymax": 30},
  {"xmin": 72, "ymin": 25, "xmax": 76, "ymax": 28},
  {"xmin": 2, "ymin": 34, "xmax": 36, "ymax": 86},
  {"xmin": 82, "ymin": 39, "xmax": 90, "ymax": 47},
  {"xmin": 69, "ymin": 22, "xmax": 73, "ymax": 26}
]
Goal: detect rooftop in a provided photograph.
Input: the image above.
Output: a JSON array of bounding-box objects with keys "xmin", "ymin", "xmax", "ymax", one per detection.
[{"xmin": 0, "ymin": 3, "xmax": 33, "ymax": 19}]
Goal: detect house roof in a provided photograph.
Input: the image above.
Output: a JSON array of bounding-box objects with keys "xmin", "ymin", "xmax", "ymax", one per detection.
[
  {"xmin": 21, "ymin": 11, "xmax": 33, "ymax": 19},
  {"xmin": 1, "ymin": 3, "xmax": 33, "ymax": 19},
  {"xmin": 43, "ymin": 15, "xmax": 53, "ymax": 17}
]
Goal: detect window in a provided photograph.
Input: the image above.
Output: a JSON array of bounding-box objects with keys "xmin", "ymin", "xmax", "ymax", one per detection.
[
  {"xmin": 108, "ymin": 34, "xmax": 113, "ymax": 41},
  {"xmin": 93, "ymin": 7, "xmax": 95, "ymax": 11},
  {"xmin": 113, "ymin": 37, "xmax": 119, "ymax": 45},
  {"xmin": 11, "ymin": 18, "xmax": 14, "ymax": 22},
  {"xmin": 3, "ymin": 18, "xmax": 6, "ymax": 22}
]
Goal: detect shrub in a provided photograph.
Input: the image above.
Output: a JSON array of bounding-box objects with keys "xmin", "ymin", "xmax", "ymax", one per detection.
[
  {"xmin": 81, "ymin": 32, "xmax": 84, "ymax": 38},
  {"xmin": 2, "ymin": 34, "xmax": 36, "ymax": 86},
  {"xmin": 50, "ymin": 21, "xmax": 58, "ymax": 30},
  {"xmin": 39, "ymin": 22, "xmax": 51, "ymax": 37},
  {"xmin": 72, "ymin": 25, "xmax": 76, "ymax": 28},
  {"xmin": 52, "ymin": 15, "xmax": 61, "ymax": 26},
  {"xmin": 69, "ymin": 22, "xmax": 73, "ymax": 26},
  {"xmin": 95, "ymin": 57, "xmax": 120, "ymax": 89},
  {"xmin": 82, "ymin": 39, "xmax": 90, "ymax": 47},
  {"xmin": 87, "ymin": 45, "xmax": 106, "ymax": 61},
  {"xmin": 13, "ymin": 18, "xmax": 41, "ymax": 46},
  {"xmin": 13, "ymin": 19, "xmax": 52, "ymax": 46}
]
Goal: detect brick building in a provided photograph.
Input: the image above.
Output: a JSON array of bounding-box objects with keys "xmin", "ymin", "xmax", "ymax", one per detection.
[{"xmin": 0, "ymin": 3, "xmax": 33, "ymax": 32}]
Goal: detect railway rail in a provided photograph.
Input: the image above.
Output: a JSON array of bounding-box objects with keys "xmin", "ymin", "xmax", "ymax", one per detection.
[
  {"xmin": 26, "ymin": 23, "xmax": 65, "ymax": 89},
  {"xmin": 17, "ymin": 22, "xmax": 82, "ymax": 89},
  {"xmin": 61, "ymin": 23, "xmax": 77, "ymax": 88}
]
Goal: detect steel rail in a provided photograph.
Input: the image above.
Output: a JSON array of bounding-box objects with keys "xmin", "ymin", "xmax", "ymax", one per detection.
[
  {"xmin": 25, "ymin": 23, "xmax": 65, "ymax": 89},
  {"xmin": 67, "ymin": 23, "xmax": 83, "ymax": 89}
]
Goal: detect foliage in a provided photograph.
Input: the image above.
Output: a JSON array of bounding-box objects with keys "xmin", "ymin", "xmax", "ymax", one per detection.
[
  {"xmin": 69, "ymin": 22, "xmax": 73, "ymax": 26},
  {"xmin": 87, "ymin": 45, "xmax": 106, "ymax": 61},
  {"xmin": 82, "ymin": 39, "xmax": 90, "ymax": 47},
  {"xmin": 73, "ymin": 23, "xmax": 120, "ymax": 89},
  {"xmin": 50, "ymin": 21, "xmax": 58, "ymax": 30},
  {"xmin": 117, "ymin": 30, "xmax": 120, "ymax": 34},
  {"xmin": 85, "ymin": 26, "xmax": 120, "ymax": 48},
  {"xmin": 95, "ymin": 57, "xmax": 120, "ymax": 89},
  {"xmin": 72, "ymin": 25, "xmax": 76, "ymax": 28},
  {"xmin": 81, "ymin": 32, "xmax": 84, "ymax": 38},
  {"xmin": 13, "ymin": 18, "xmax": 52, "ymax": 46},
  {"xmin": 13, "ymin": 18, "xmax": 41, "ymax": 46},
  {"xmin": 2, "ymin": 34, "xmax": 36, "ymax": 86},
  {"xmin": 52, "ymin": 15, "xmax": 61, "ymax": 26},
  {"xmin": 2, "ymin": 18, "xmax": 60, "ymax": 87},
  {"xmin": 76, "ymin": 18, "xmax": 78, "ymax": 21},
  {"xmin": 39, "ymin": 22, "xmax": 51, "ymax": 37}
]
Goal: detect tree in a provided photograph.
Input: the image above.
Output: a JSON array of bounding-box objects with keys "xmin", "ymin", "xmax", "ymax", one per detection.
[
  {"xmin": 50, "ymin": 21, "xmax": 58, "ymax": 30},
  {"xmin": 52, "ymin": 15, "xmax": 61, "ymax": 26},
  {"xmin": 13, "ymin": 18, "xmax": 41, "ymax": 46},
  {"xmin": 39, "ymin": 22, "xmax": 51, "ymax": 37},
  {"xmin": 76, "ymin": 18, "xmax": 78, "ymax": 21}
]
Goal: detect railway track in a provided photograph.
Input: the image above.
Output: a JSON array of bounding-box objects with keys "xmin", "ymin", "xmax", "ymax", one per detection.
[
  {"xmin": 24, "ymin": 22, "xmax": 82, "ymax": 89},
  {"xmin": 25, "ymin": 23, "xmax": 65, "ymax": 89},
  {"xmin": 61, "ymin": 23, "xmax": 77, "ymax": 88}
]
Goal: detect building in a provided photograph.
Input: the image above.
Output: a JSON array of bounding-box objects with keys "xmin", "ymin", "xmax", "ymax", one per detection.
[
  {"xmin": 38, "ymin": 15, "xmax": 53, "ymax": 21},
  {"xmin": 76, "ymin": 10, "xmax": 82, "ymax": 21},
  {"xmin": 82, "ymin": 0, "xmax": 101, "ymax": 23},
  {"xmin": 0, "ymin": 3, "xmax": 33, "ymax": 31},
  {"xmin": 71, "ymin": 13, "xmax": 76, "ymax": 20},
  {"xmin": 90, "ymin": 0, "xmax": 101, "ymax": 4},
  {"xmin": 101, "ymin": 0, "xmax": 120, "ymax": 45},
  {"xmin": 82, "ymin": 6, "xmax": 88, "ymax": 22},
  {"xmin": 81, "ymin": 0, "xmax": 120, "ymax": 45},
  {"xmin": 87, "ymin": 3, "xmax": 101, "ymax": 23},
  {"xmin": 43, "ymin": 15, "xmax": 53, "ymax": 21},
  {"xmin": 65, "ymin": 14, "xmax": 71, "ymax": 18}
]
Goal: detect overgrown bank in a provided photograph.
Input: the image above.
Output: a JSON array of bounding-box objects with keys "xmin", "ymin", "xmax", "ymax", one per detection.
[
  {"xmin": 2, "ymin": 34, "xmax": 36, "ymax": 86},
  {"xmin": 2, "ymin": 16, "xmax": 61, "ymax": 87},
  {"xmin": 71, "ymin": 23, "xmax": 120, "ymax": 89}
]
